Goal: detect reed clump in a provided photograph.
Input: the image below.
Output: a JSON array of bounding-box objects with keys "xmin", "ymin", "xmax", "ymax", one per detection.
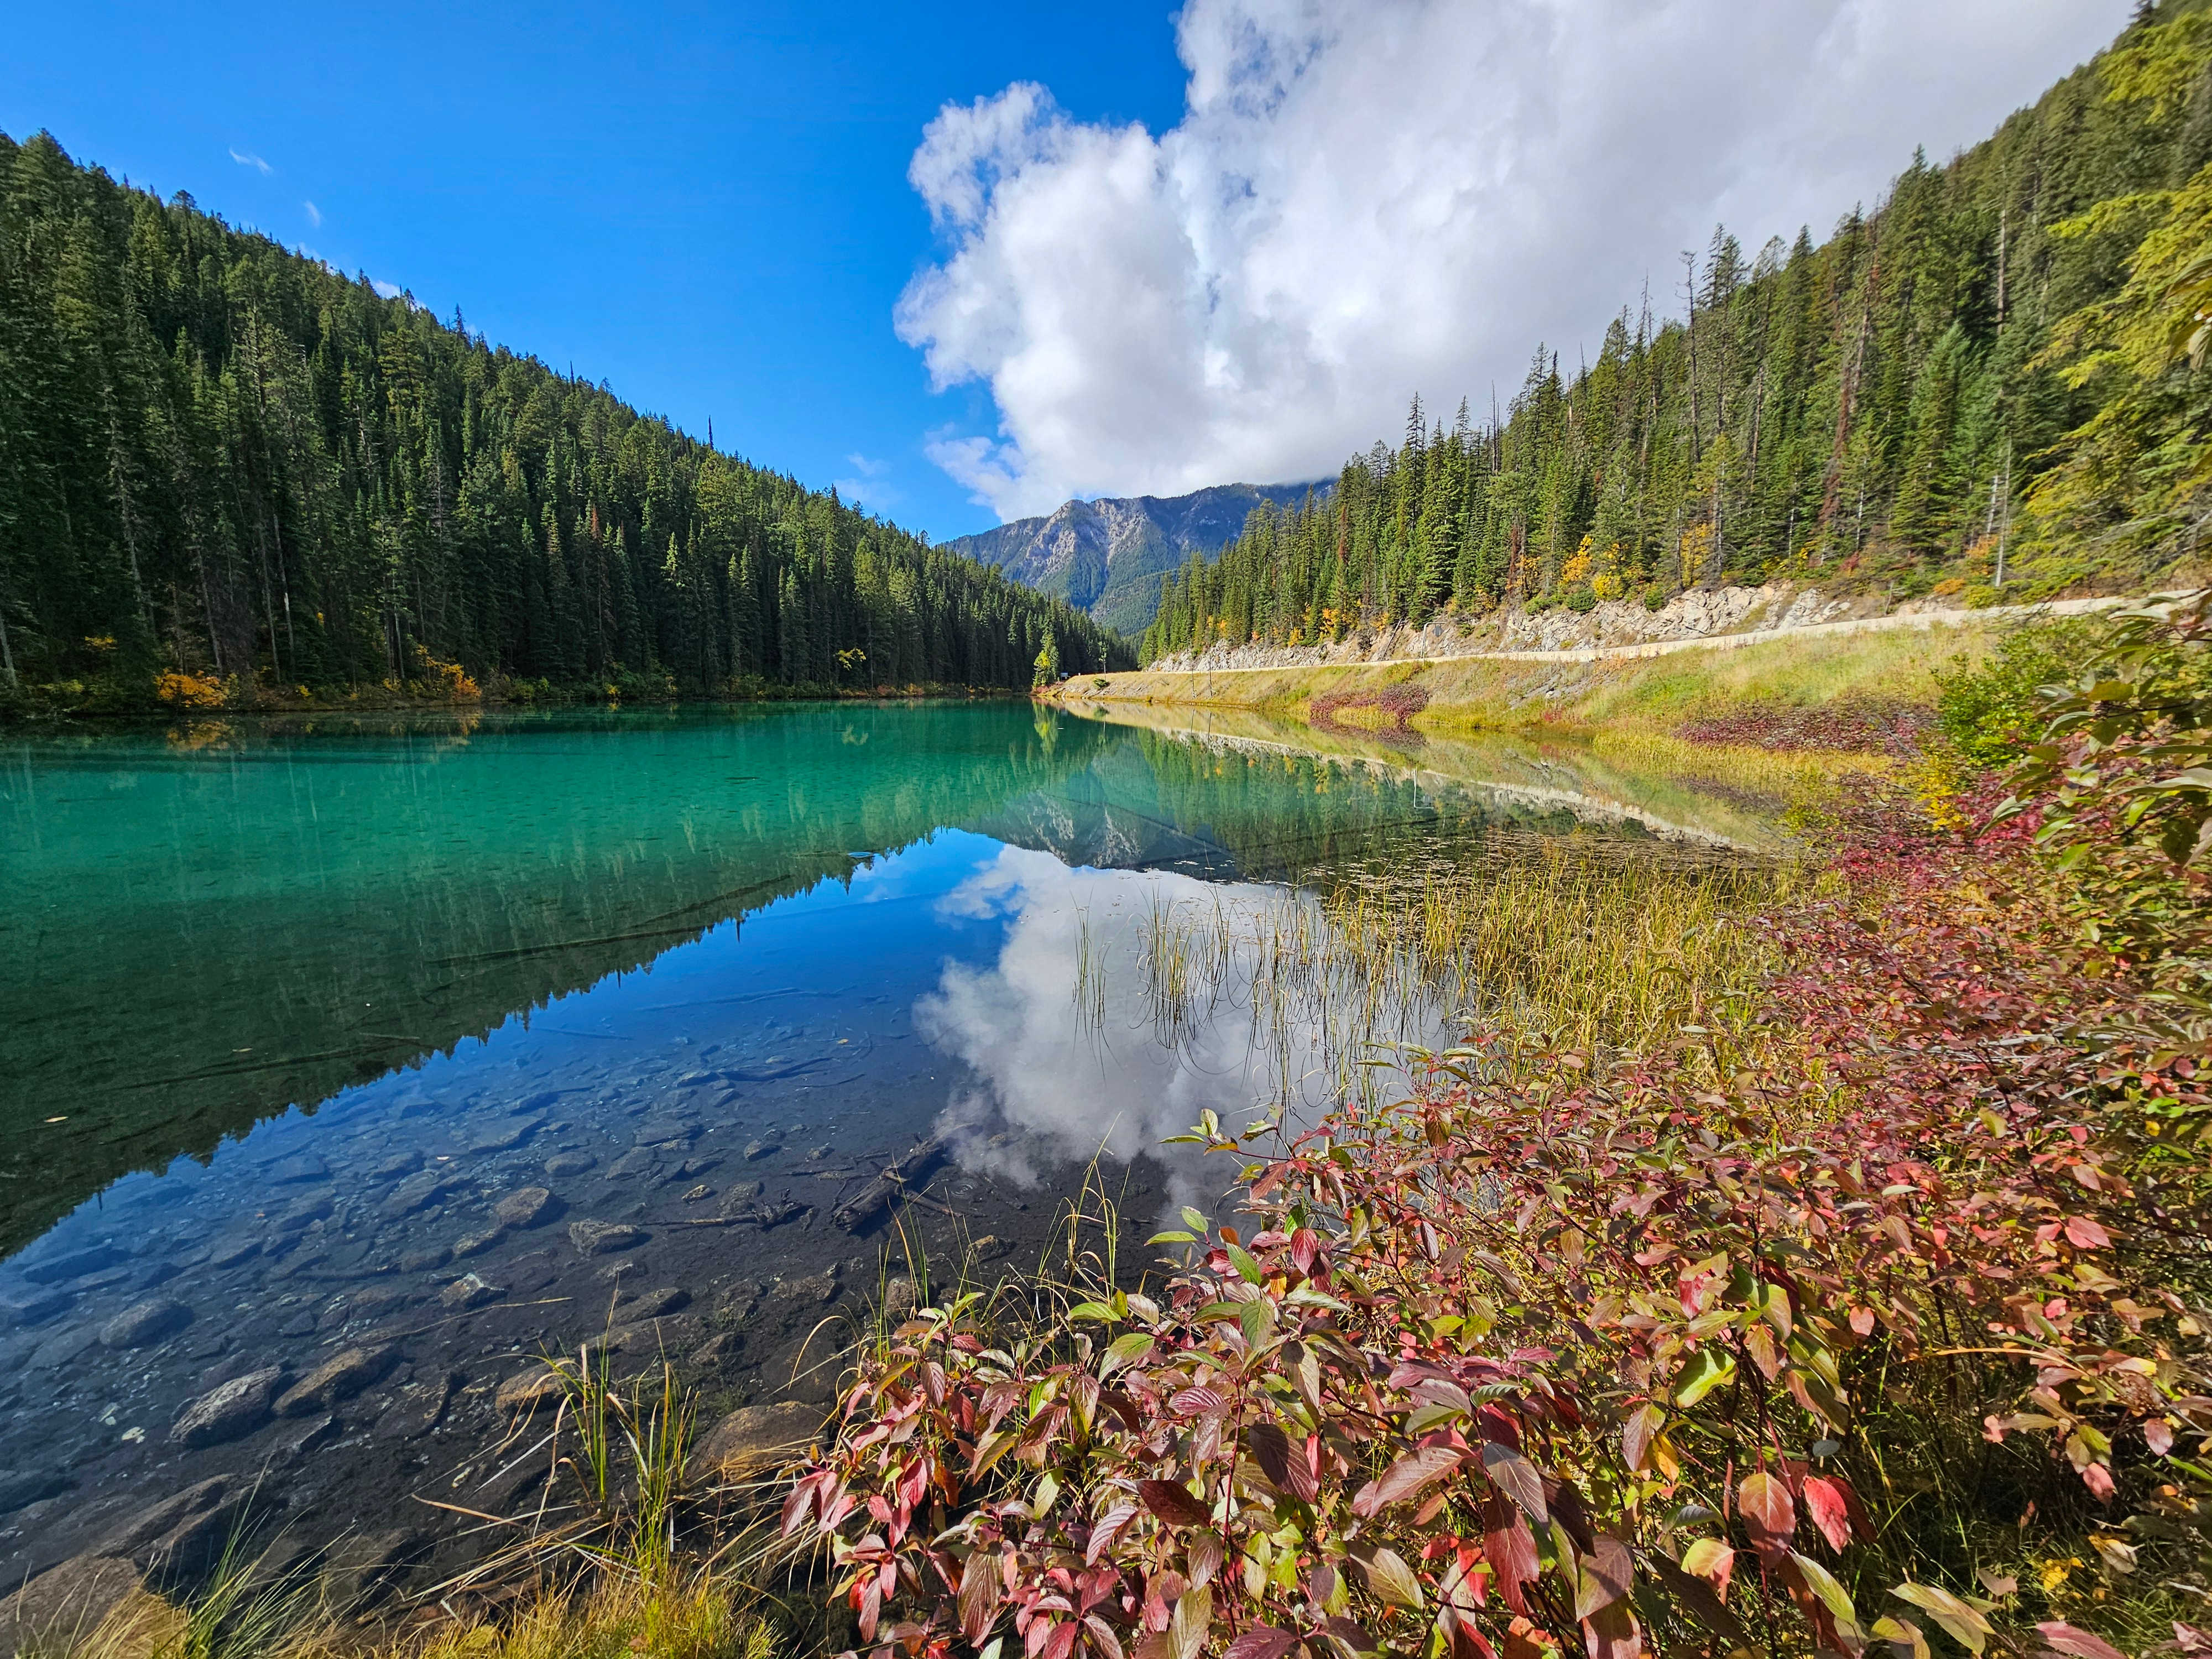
[{"xmin": 1130, "ymin": 836, "xmax": 1792, "ymax": 1110}]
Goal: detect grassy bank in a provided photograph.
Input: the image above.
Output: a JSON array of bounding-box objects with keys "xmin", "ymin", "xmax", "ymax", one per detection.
[{"xmin": 1061, "ymin": 617, "xmax": 1994, "ymax": 738}]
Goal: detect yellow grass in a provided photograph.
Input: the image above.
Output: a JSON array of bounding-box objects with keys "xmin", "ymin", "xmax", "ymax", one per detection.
[
  {"xmin": 40, "ymin": 1573, "xmax": 771, "ymax": 1659},
  {"xmin": 1062, "ymin": 618, "xmax": 1997, "ymax": 739}
]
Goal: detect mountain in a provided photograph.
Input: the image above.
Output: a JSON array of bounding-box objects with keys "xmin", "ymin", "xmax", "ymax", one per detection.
[
  {"xmin": 943, "ymin": 481, "xmax": 1327, "ymax": 636},
  {"xmin": 1144, "ymin": 0, "xmax": 2212, "ymax": 663},
  {"xmin": 0, "ymin": 131, "xmax": 1131, "ymax": 703}
]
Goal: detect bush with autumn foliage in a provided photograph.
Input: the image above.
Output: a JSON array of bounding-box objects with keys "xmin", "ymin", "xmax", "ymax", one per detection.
[{"xmin": 789, "ymin": 598, "xmax": 2212, "ymax": 1659}]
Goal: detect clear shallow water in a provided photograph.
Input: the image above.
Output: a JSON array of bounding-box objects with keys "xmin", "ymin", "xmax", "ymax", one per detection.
[{"xmin": 0, "ymin": 701, "xmax": 1764, "ymax": 1585}]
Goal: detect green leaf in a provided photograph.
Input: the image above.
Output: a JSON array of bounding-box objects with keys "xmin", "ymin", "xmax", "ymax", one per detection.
[
  {"xmin": 1103, "ymin": 1332, "xmax": 1156, "ymax": 1373},
  {"xmin": 1180, "ymin": 1207, "xmax": 1211, "ymax": 1236},
  {"xmin": 1067, "ymin": 1301, "xmax": 1120, "ymax": 1323},
  {"xmin": 1674, "ymin": 1347, "xmax": 1738, "ymax": 1407},
  {"xmin": 1361, "ymin": 1546, "xmax": 1425, "ymax": 1609},
  {"xmin": 1147, "ymin": 1230, "xmax": 1198, "ymax": 1245},
  {"xmin": 1227, "ymin": 1244, "xmax": 1266, "ymax": 1285},
  {"xmin": 1791, "ymin": 1552, "xmax": 1859, "ymax": 1632},
  {"xmin": 1891, "ymin": 1584, "xmax": 1993, "ymax": 1655},
  {"xmin": 1167, "ymin": 1584, "xmax": 1213, "ymax": 1659}
]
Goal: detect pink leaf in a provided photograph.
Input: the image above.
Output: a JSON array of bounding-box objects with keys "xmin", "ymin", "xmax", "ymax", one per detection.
[
  {"xmin": 2063, "ymin": 1217, "xmax": 2112, "ymax": 1250},
  {"xmin": 1139, "ymin": 1479, "xmax": 1213, "ymax": 1528},
  {"xmin": 2037, "ymin": 1623, "xmax": 2128, "ymax": 1659},
  {"xmin": 961, "ymin": 1552, "xmax": 1003, "ymax": 1644},
  {"xmin": 1353, "ymin": 1445, "xmax": 1462, "ymax": 1517},
  {"xmin": 1223, "ymin": 1630, "xmax": 1302, "ymax": 1659},
  {"xmin": 1290, "ymin": 1228, "xmax": 1319, "ymax": 1275},
  {"xmin": 1484, "ymin": 1513, "xmax": 1541, "ymax": 1616},
  {"xmin": 1621, "ymin": 1405, "xmax": 1663, "ymax": 1474},
  {"xmin": 2080, "ymin": 1462, "xmax": 2116, "ymax": 1503},
  {"xmin": 1802, "ymin": 1475, "xmax": 1854, "ymax": 1552},
  {"xmin": 1480, "ymin": 1442, "xmax": 1548, "ymax": 1522},
  {"xmin": 1738, "ymin": 1470, "xmax": 1795, "ymax": 1564},
  {"xmin": 1086, "ymin": 1502, "xmax": 1139, "ymax": 1566},
  {"xmin": 2147, "ymin": 1419, "xmax": 2176, "ymax": 1456}
]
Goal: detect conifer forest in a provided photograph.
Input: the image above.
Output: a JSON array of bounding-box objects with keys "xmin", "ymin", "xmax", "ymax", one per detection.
[
  {"xmin": 0, "ymin": 131, "xmax": 1129, "ymax": 703},
  {"xmin": 1143, "ymin": 5, "xmax": 2212, "ymax": 660}
]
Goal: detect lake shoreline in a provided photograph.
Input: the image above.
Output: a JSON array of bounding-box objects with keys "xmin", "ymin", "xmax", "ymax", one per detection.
[
  {"xmin": 0, "ymin": 680, "xmax": 1035, "ymax": 726},
  {"xmin": 11, "ymin": 597, "xmax": 2205, "ymax": 1659}
]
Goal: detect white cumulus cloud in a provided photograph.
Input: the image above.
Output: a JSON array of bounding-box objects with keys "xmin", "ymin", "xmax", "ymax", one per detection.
[
  {"xmin": 896, "ymin": 0, "xmax": 2124, "ymax": 521},
  {"xmin": 371, "ymin": 278, "xmax": 403, "ymax": 300}
]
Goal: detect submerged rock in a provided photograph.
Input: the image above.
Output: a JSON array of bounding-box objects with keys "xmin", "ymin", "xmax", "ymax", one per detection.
[
  {"xmin": 772, "ymin": 1270, "xmax": 838, "ymax": 1305},
  {"xmin": 543, "ymin": 1151, "xmax": 597, "ymax": 1177},
  {"xmin": 317, "ymin": 1528, "xmax": 425, "ymax": 1614},
  {"xmin": 463, "ymin": 1115, "xmax": 540, "ymax": 1154},
  {"xmin": 275, "ymin": 1344, "xmax": 397, "ymax": 1415},
  {"xmin": 493, "ymin": 1366, "xmax": 567, "ymax": 1416},
  {"xmin": 270, "ymin": 1193, "xmax": 335, "ymax": 1233},
  {"xmin": 567, "ymin": 1219, "xmax": 646, "ymax": 1256},
  {"xmin": 696, "ymin": 1400, "xmax": 823, "ymax": 1474},
  {"xmin": 98, "ymin": 1475, "xmax": 233, "ymax": 1559},
  {"xmin": 170, "ymin": 1366, "xmax": 284, "ymax": 1447},
  {"xmin": 267, "ymin": 1152, "xmax": 330, "ymax": 1183},
  {"xmin": 451, "ymin": 1225, "xmax": 505, "ymax": 1259},
  {"xmin": 21, "ymin": 1243, "xmax": 124, "ymax": 1285},
  {"xmin": 100, "ymin": 1298, "xmax": 192, "ymax": 1349},
  {"xmin": 616, "ymin": 1285, "xmax": 690, "ymax": 1319},
  {"xmin": 0, "ymin": 1286, "xmax": 72, "ymax": 1328},
  {"xmin": 380, "ymin": 1170, "xmax": 461, "ymax": 1219},
  {"xmin": 439, "ymin": 1274, "xmax": 503, "ymax": 1311},
  {"xmin": 28, "ymin": 1324, "xmax": 99, "ymax": 1370},
  {"xmin": 492, "ymin": 1186, "xmax": 559, "ymax": 1228},
  {"xmin": 205, "ymin": 1235, "xmax": 261, "ymax": 1269},
  {"xmin": 0, "ymin": 1467, "xmax": 73, "ymax": 1515}
]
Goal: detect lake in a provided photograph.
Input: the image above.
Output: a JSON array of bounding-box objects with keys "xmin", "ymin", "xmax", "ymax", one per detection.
[{"xmin": 0, "ymin": 700, "xmax": 1773, "ymax": 1588}]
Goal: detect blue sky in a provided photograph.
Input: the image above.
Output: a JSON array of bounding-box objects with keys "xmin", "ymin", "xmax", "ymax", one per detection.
[
  {"xmin": 0, "ymin": 0, "xmax": 1187, "ymax": 541},
  {"xmin": 0, "ymin": 1, "xmax": 2124, "ymax": 541}
]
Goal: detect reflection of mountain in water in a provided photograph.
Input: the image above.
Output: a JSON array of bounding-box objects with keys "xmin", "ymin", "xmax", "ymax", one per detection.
[{"xmin": 0, "ymin": 705, "xmax": 1117, "ymax": 1254}]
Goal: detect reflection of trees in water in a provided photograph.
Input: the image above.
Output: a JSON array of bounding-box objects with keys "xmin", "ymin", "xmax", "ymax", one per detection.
[{"xmin": 1, "ymin": 707, "xmax": 1119, "ymax": 1255}]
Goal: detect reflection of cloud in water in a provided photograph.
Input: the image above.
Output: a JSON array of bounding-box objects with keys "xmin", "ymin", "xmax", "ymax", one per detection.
[{"xmin": 916, "ymin": 847, "xmax": 1448, "ymax": 1210}]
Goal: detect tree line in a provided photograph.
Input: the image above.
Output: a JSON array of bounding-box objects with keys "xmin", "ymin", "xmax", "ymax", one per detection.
[
  {"xmin": 1144, "ymin": 1, "xmax": 2212, "ymax": 661},
  {"xmin": 0, "ymin": 130, "xmax": 1130, "ymax": 701}
]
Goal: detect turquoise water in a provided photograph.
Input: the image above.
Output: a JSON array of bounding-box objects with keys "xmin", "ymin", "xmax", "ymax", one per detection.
[{"xmin": 0, "ymin": 700, "xmax": 1747, "ymax": 1579}]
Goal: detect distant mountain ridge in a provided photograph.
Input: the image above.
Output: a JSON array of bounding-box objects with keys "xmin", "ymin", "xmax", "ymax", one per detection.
[{"xmin": 943, "ymin": 481, "xmax": 1328, "ymax": 637}]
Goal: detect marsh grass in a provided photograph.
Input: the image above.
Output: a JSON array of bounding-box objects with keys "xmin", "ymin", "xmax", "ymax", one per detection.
[
  {"xmin": 50, "ymin": 1573, "xmax": 773, "ymax": 1659},
  {"xmin": 1130, "ymin": 833, "xmax": 1792, "ymax": 1108}
]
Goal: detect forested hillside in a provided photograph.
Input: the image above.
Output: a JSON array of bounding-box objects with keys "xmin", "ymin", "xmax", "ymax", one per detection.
[
  {"xmin": 1144, "ymin": 1, "xmax": 2212, "ymax": 661},
  {"xmin": 0, "ymin": 133, "xmax": 1129, "ymax": 705}
]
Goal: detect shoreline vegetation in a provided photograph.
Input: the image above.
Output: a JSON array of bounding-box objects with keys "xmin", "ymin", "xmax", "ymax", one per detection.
[{"xmin": 15, "ymin": 595, "xmax": 2208, "ymax": 1659}]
